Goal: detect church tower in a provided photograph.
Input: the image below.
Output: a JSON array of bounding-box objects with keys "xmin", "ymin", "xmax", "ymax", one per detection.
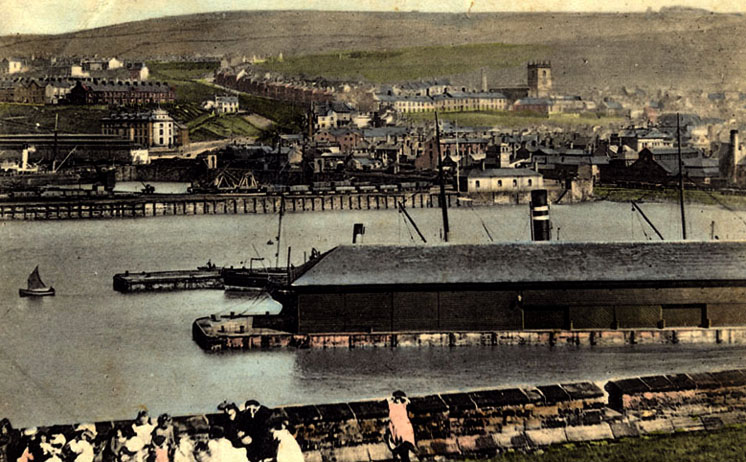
[{"xmin": 527, "ymin": 61, "xmax": 552, "ymax": 98}]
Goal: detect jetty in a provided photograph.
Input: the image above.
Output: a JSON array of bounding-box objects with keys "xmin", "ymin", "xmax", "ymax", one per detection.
[
  {"xmin": 113, "ymin": 269, "xmax": 223, "ymax": 293},
  {"xmin": 0, "ymin": 191, "xmax": 461, "ymax": 221}
]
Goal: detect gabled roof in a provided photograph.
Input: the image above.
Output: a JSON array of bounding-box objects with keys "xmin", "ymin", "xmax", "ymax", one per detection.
[{"xmin": 292, "ymin": 241, "xmax": 746, "ymax": 287}]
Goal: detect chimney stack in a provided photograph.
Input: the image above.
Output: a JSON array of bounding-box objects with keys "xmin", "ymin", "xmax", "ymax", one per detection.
[
  {"xmin": 731, "ymin": 129, "xmax": 741, "ymax": 184},
  {"xmin": 530, "ymin": 189, "xmax": 551, "ymax": 241}
]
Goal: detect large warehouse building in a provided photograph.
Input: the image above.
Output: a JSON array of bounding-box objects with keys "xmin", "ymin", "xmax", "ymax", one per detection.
[{"xmin": 288, "ymin": 241, "xmax": 746, "ymax": 333}]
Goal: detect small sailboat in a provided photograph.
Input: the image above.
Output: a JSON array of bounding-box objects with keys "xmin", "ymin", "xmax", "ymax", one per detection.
[{"xmin": 19, "ymin": 266, "xmax": 55, "ymax": 297}]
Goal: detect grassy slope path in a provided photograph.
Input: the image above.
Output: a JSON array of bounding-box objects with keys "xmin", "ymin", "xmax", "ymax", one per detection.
[{"xmin": 473, "ymin": 425, "xmax": 746, "ymax": 462}]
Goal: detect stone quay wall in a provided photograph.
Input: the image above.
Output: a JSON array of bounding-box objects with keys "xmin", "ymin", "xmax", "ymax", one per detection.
[
  {"xmin": 192, "ymin": 323, "xmax": 746, "ymax": 352},
  {"xmin": 24, "ymin": 368, "xmax": 746, "ymax": 462}
]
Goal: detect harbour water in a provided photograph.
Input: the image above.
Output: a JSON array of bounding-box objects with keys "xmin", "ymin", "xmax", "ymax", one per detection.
[{"xmin": 2, "ymin": 200, "xmax": 746, "ymax": 428}]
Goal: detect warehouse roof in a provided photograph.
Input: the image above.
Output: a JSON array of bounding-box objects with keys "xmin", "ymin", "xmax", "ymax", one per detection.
[{"xmin": 292, "ymin": 241, "xmax": 746, "ymax": 287}]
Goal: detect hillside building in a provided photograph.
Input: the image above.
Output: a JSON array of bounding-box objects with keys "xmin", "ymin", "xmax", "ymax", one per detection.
[{"xmin": 101, "ymin": 109, "xmax": 178, "ymax": 148}]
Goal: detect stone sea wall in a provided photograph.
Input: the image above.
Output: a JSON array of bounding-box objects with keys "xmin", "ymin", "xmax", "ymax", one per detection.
[{"xmin": 26, "ymin": 368, "xmax": 746, "ymax": 462}]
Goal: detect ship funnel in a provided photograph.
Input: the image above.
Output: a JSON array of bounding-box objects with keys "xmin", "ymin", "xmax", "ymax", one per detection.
[{"xmin": 530, "ymin": 189, "xmax": 551, "ymax": 241}]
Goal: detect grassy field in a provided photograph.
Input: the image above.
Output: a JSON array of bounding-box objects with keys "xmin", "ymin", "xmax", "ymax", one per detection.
[
  {"xmin": 474, "ymin": 426, "xmax": 746, "ymax": 462},
  {"xmin": 148, "ymin": 61, "xmax": 221, "ymax": 103},
  {"xmin": 148, "ymin": 62, "xmax": 304, "ymax": 136},
  {"xmin": 257, "ymin": 43, "xmax": 547, "ymax": 83},
  {"xmin": 199, "ymin": 81, "xmax": 305, "ymax": 133},
  {"xmin": 404, "ymin": 111, "xmax": 625, "ymax": 129},
  {"xmin": 0, "ymin": 103, "xmax": 109, "ymax": 134},
  {"xmin": 188, "ymin": 114, "xmax": 262, "ymax": 142}
]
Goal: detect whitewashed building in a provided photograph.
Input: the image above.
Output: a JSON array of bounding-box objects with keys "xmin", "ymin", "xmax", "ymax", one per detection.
[{"xmin": 467, "ymin": 168, "xmax": 543, "ymax": 193}]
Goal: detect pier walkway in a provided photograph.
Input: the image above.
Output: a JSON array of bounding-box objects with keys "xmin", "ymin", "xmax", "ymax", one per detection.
[{"xmin": 0, "ymin": 191, "xmax": 461, "ymax": 220}]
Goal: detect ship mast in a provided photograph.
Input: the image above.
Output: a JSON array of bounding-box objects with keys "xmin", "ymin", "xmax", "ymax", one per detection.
[
  {"xmin": 677, "ymin": 113, "xmax": 686, "ymax": 240},
  {"xmin": 434, "ymin": 112, "xmax": 450, "ymax": 242},
  {"xmin": 275, "ymin": 194, "xmax": 284, "ymax": 267}
]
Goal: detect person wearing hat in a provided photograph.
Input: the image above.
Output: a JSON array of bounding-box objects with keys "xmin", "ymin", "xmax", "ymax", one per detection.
[
  {"xmin": 385, "ymin": 391, "xmax": 416, "ymax": 462},
  {"xmin": 132, "ymin": 411, "xmax": 155, "ymax": 447},
  {"xmin": 66, "ymin": 426, "xmax": 95, "ymax": 462},
  {"xmin": 151, "ymin": 415, "xmax": 175, "ymax": 454},
  {"xmin": 236, "ymin": 400, "xmax": 272, "ymax": 462},
  {"xmin": 267, "ymin": 416, "xmax": 302, "ymax": 462},
  {"xmin": 215, "ymin": 402, "xmax": 242, "ymax": 450}
]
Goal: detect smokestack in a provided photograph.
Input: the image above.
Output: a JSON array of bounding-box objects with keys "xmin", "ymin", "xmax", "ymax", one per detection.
[
  {"xmin": 481, "ymin": 68, "xmax": 488, "ymax": 92},
  {"xmin": 352, "ymin": 223, "xmax": 365, "ymax": 243},
  {"xmin": 731, "ymin": 129, "xmax": 740, "ymax": 184},
  {"xmin": 530, "ymin": 189, "xmax": 551, "ymax": 241}
]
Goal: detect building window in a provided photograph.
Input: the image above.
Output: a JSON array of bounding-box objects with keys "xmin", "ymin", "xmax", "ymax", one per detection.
[
  {"xmin": 475, "ymin": 180, "xmax": 480, "ymax": 188},
  {"xmin": 513, "ymin": 179, "xmax": 518, "ymax": 187},
  {"xmin": 528, "ymin": 179, "xmax": 532, "ymax": 186},
  {"xmin": 498, "ymin": 180, "xmax": 502, "ymax": 187}
]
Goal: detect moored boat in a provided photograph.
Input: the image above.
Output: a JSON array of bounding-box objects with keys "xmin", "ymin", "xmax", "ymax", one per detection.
[{"xmin": 19, "ymin": 266, "xmax": 55, "ymax": 297}]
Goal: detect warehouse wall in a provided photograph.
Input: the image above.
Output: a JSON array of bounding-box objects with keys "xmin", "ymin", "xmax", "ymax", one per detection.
[{"xmin": 296, "ymin": 285, "xmax": 746, "ymax": 333}]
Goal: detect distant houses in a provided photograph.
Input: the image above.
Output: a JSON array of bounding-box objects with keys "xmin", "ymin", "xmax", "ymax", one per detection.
[
  {"xmin": 68, "ymin": 80, "xmax": 175, "ymax": 105},
  {"xmin": 0, "ymin": 77, "xmax": 174, "ymax": 106},
  {"xmin": 203, "ymin": 95, "xmax": 239, "ymax": 114},
  {"xmin": 0, "ymin": 58, "xmax": 28, "ymax": 75},
  {"xmin": 214, "ymin": 70, "xmax": 335, "ymax": 106}
]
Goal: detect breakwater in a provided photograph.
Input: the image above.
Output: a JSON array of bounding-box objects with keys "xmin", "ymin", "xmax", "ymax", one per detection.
[
  {"xmin": 19, "ymin": 368, "xmax": 746, "ymax": 462},
  {"xmin": 0, "ymin": 191, "xmax": 460, "ymax": 220},
  {"xmin": 193, "ymin": 315, "xmax": 746, "ymax": 351}
]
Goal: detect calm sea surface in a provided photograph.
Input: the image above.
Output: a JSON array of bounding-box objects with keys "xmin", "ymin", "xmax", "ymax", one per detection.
[{"xmin": 2, "ymin": 200, "xmax": 746, "ymax": 427}]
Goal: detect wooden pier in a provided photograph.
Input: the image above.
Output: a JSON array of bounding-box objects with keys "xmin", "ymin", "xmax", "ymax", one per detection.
[
  {"xmin": 113, "ymin": 269, "xmax": 223, "ymax": 293},
  {"xmin": 0, "ymin": 191, "xmax": 461, "ymax": 220}
]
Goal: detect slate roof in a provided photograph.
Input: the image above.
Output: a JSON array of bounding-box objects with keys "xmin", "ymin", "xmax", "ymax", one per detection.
[
  {"xmin": 292, "ymin": 241, "xmax": 746, "ymax": 287},
  {"xmin": 467, "ymin": 168, "xmax": 541, "ymax": 179},
  {"xmin": 78, "ymin": 80, "xmax": 172, "ymax": 93}
]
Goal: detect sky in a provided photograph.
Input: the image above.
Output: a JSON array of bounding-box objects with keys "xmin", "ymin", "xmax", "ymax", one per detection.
[{"xmin": 0, "ymin": 0, "xmax": 744, "ymax": 35}]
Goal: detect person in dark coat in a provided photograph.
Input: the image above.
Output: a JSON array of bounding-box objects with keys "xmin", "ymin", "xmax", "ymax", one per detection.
[
  {"xmin": 236, "ymin": 401, "xmax": 273, "ymax": 462},
  {"xmin": 216, "ymin": 402, "xmax": 241, "ymax": 448},
  {"xmin": 0, "ymin": 419, "xmax": 20, "ymax": 462}
]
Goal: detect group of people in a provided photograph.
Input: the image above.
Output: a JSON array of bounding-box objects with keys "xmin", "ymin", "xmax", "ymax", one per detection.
[
  {"xmin": 0, "ymin": 390, "xmax": 417, "ymax": 462},
  {"xmin": 0, "ymin": 401, "xmax": 303, "ymax": 462}
]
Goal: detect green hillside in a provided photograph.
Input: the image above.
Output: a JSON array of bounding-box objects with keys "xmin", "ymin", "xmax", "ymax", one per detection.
[{"xmin": 257, "ymin": 43, "xmax": 546, "ymax": 83}]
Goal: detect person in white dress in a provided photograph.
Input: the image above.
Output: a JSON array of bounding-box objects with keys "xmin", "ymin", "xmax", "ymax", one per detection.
[{"xmin": 268, "ymin": 419, "xmax": 303, "ymax": 462}]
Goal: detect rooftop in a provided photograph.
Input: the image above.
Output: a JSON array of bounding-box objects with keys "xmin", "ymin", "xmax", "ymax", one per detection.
[
  {"xmin": 292, "ymin": 242, "xmax": 746, "ymax": 288},
  {"xmin": 467, "ymin": 168, "xmax": 542, "ymax": 179}
]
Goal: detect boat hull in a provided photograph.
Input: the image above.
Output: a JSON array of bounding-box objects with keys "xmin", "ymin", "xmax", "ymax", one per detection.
[{"xmin": 19, "ymin": 287, "xmax": 55, "ymax": 297}]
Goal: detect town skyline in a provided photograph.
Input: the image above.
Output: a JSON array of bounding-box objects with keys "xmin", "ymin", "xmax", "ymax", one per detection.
[{"xmin": 1, "ymin": 0, "xmax": 743, "ymax": 35}]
